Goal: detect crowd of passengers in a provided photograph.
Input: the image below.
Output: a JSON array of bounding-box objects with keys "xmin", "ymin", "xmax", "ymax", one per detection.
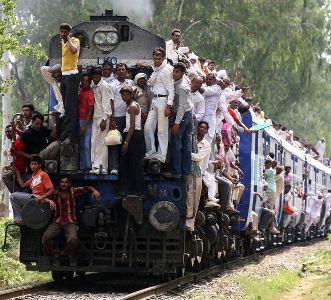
[{"xmin": 2, "ymin": 24, "xmax": 331, "ymax": 265}]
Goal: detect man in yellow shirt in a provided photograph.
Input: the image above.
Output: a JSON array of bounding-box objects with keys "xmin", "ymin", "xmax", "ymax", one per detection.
[{"xmin": 59, "ymin": 23, "xmax": 80, "ymax": 144}]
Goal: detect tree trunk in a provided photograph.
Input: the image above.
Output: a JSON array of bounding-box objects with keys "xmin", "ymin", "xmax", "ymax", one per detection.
[{"xmin": 0, "ymin": 54, "xmax": 12, "ymax": 217}]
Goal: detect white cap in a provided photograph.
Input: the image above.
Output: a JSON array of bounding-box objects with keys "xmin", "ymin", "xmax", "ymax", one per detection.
[
  {"xmin": 51, "ymin": 64, "xmax": 61, "ymax": 71},
  {"xmin": 178, "ymin": 46, "xmax": 189, "ymax": 55},
  {"xmin": 216, "ymin": 69, "xmax": 228, "ymax": 80},
  {"xmin": 188, "ymin": 52, "xmax": 199, "ymax": 61},
  {"xmin": 134, "ymin": 73, "xmax": 147, "ymax": 85}
]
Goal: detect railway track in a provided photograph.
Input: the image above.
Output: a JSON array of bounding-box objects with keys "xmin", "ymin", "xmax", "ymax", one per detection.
[{"xmin": 0, "ymin": 237, "xmax": 327, "ymax": 300}]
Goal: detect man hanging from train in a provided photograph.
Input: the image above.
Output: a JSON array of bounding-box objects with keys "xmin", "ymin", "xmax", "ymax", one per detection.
[
  {"xmin": 90, "ymin": 67, "xmax": 112, "ymax": 174},
  {"xmin": 186, "ymin": 121, "xmax": 211, "ymax": 231},
  {"xmin": 59, "ymin": 23, "xmax": 80, "ymax": 145},
  {"xmin": 163, "ymin": 62, "xmax": 192, "ymax": 179},
  {"xmin": 144, "ymin": 47, "xmax": 174, "ymax": 163},
  {"xmin": 42, "ymin": 175, "xmax": 100, "ymax": 267},
  {"xmin": 109, "ymin": 63, "xmax": 134, "ymax": 175}
]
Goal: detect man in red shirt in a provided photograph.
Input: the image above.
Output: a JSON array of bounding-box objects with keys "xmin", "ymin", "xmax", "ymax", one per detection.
[
  {"xmin": 42, "ymin": 175, "xmax": 100, "ymax": 266},
  {"xmin": 78, "ymin": 74, "xmax": 95, "ymax": 170},
  {"xmin": 11, "ymin": 156, "xmax": 54, "ymax": 225}
]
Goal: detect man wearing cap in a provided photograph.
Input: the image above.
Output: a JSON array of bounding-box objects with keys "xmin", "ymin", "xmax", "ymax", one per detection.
[
  {"xmin": 59, "ymin": 23, "xmax": 80, "ymax": 145},
  {"xmin": 90, "ymin": 67, "xmax": 112, "ymax": 174},
  {"xmin": 144, "ymin": 47, "xmax": 174, "ymax": 163},
  {"xmin": 109, "ymin": 63, "xmax": 134, "ymax": 175},
  {"xmin": 133, "ymin": 73, "xmax": 150, "ymax": 125},
  {"xmin": 166, "ymin": 29, "xmax": 181, "ymax": 64}
]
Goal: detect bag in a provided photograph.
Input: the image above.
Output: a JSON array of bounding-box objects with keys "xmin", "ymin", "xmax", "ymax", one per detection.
[
  {"xmin": 105, "ymin": 129, "xmax": 122, "ymax": 146},
  {"xmin": 283, "ymin": 202, "xmax": 294, "ymax": 215}
]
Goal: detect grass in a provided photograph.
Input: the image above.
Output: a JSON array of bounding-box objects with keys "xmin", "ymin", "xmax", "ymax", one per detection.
[
  {"xmin": 236, "ymin": 270, "xmax": 300, "ymax": 300},
  {"xmin": 0, "ymin": 217, "xmax": 51, "ymax": 289}
]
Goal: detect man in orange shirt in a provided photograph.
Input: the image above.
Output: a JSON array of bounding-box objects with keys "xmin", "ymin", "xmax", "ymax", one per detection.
[{"xmin": 11, "ymin": 156, "xmax": 54, "ymax": 225}]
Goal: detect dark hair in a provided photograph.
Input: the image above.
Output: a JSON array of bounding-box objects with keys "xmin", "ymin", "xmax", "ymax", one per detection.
[
  {"xmin": 30, "ymin": 156, "xmax": 42, "ymax": 164},
  {"xmin": 59, "ymin": 23, "xmax": 72, "ymax": 32},
  {"xmin": 116, "ymin": 63, "xmax": 128, "ymax": 71},
  {"xmin": 22, "ymin": 103, "xmax": 35, "ymax": 111},
  {"xmin": 208, "ymin": 61, "xmax": 216, "ymax": 65},
  {"xmin": 268, "ymin": 152, "xmax": 275, "ymax": 159},
  {"xmin": 171, "ymin": 29, "xmax": 181, "ymax": 36},
  {"xmin": 153, "ymin": 47, "xmax": 166, "ymax": 58},
  {"xmin": 102, "ymin": 62, "xmax": 113, "ymax": 68},
  {"xmin": 91, "ymin": 67, "xmax": 102, "ymax": 76},
  {"xmin": 32, "ymin": 113, "xmax": 44, "ymax": 123},
  {"xmin": 198, "ymin": 120, "xmax": 209, "ymax": 130},
  {"xmin": 238, "ymin": 104, "xmax": 249, "ymax": 115},
  {"xmin": 173, "ymin": 62, "xmax": 186, "ymax": 73},
  {"xmin": 285, "ymin": 166, "xmax": 291, "ymax": 170},
  {"xmin": 81, "ymin": 73, "xmax": 91, "ymax": 80},
  {"xmin": 59, "ymin": 175, "xmax": 72, "ymax": 184}
]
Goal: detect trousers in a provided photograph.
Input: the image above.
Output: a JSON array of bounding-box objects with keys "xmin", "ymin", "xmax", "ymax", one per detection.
[
  {"xmin": 39, "ymin": 141, "xmax": 60, "ymax": 162},
  {"xmin": 109, "ymin": 116, "xmax": 126, "ymax": 171},
  {"xmin": 91, "ymin": 117, "xmax": 110, "ymax": 173},
  {"xmin": 9, "ymin": 192, "xmax": 35, "ymax": 222},
  {"xmin": 42, "ymin": 222, "xmax": 79, "ymax": 256},
  {"xmin": 169, "ymin": 111, "xmax": 192, "ymax": 177},
  {"xmin": 186, "ymin": 174, "xmax": 202, "ymax": 231},
  {"xmin": 60, "ymin": 73, "xmax": 81, "ymax": 142},
  {"xmin": 144, "ymin": 97, "xmax": 169, "ymax": 163},
  {"xmin": 78, "ymin": 119, "xmax": 92, "ymax": 169}
]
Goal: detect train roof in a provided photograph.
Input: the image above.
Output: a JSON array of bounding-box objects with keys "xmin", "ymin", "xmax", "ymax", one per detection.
[{"xmin": 250, "ymin": 109, "xmax": 331, "ymax": 175}]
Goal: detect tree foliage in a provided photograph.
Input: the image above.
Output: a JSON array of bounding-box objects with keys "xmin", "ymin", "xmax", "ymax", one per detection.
[{"xmin": 151, "ymin": 0, "xmax": 331, "ymax": 153}]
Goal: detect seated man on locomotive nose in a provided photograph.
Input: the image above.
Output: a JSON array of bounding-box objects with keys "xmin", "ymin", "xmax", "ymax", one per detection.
[
  {"xmin": 42, "ymin": 175, "xmax": 100, "ymax": 267},
  {"xmin": 11, "ymin": 156, "xmax": 54, "ymax": 225}
]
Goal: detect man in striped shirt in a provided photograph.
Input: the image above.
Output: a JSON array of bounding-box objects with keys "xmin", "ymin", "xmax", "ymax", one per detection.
[{"xmin": 42, "ymin": 175, "xmax": 100, "ymax": 266}]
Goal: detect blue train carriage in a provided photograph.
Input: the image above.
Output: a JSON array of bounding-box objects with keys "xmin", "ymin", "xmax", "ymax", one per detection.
[
  {"xmin": 237, "ymin": 108, "xmax": 331, "ymax": 240},
  {"xmin": 19, "ymin": 12, "xmax": 188, "ymax": 278}
]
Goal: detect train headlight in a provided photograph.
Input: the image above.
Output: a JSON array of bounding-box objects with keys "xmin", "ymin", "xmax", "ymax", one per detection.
[
  {"xmin": 94, "ymin": 32, "xmax": 107, "ymax": 45},
  {"xmin": 93, "ymin": 26, "xmax": 120, "ymax": 52},
  {"xmin": 106, "ymin": 31, "xmax": 119, "ymax": 45}
]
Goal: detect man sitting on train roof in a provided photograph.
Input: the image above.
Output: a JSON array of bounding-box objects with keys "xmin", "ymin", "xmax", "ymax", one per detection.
[
  {"xmin": 42, "ymin": 175, "xmax": 100, "ymax": 267},
  {"xmin": 109, "ymin": 63, "xmax": 134, "ymax": 175},
  {"xmin": 59, "ymin": 23, "xmax": 80, "ymax": 145},
  {"xmin": 144, "ymin": 47, "xmax": 174, "ymax": 164},
  {"xmin": 15, "ymin": 113, "xmax": 59, "ymax": 165},
  {"xmin": 10, "ymin": 156, "xmax": 54, "ymax": 225}
]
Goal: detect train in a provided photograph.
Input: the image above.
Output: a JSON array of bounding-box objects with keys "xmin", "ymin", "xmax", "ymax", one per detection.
[{"xmin": 3, "ymin": 10, "xmax": 331, "ymax": 281}]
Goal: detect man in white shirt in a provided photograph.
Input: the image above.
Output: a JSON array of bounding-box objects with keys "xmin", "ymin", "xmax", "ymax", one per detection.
[
  {"xmin": 144, "ymin": 48, "xmax": 174, "ymax": 163},
  {"xmin": 187, "ymin": 121, "xmax": 211, "ymax": 231},
  {"xmin": 166, "ymin": 29, "xmax": 181, "ymax": 64},
  {"xmin": 109, "ymin": 63, "xmax": 134, "ymax": 175},
  {"xmin": 102, "ymin": 62, "xmax": 115, "ymax": 84},
  {"xmin": 90, "ymin": 68, "xmax": 112, "ymax": 174},
  {"xmin": 190, "ymin": 76, "xmax": 205, "ymax": 128},
  {"xmin": 316, "ymin": 138, "xmax": 326, "ymax": 161}
]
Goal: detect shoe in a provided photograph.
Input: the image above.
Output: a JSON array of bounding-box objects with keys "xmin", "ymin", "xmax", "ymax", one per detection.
[
  {"xmin": 162, "ymin": 171, "xmax": 181, "ymax": 179},
  {"xmin": 205, "ymin": 201, "xmax": 221, "ymax": 208},
  {"xmin": 69, "ymin": 256, "xmax": 77, "ymax": 267},
  {"xmin": 110, "ymin": 169, "xmax": 118, "ymax": 175},
  {"xmin": 53, "ymin": 255, "xmax": 61, "ymax": 267},
  {"xmin": 208, "ymin": 197, "xmax": 219, "ymax": 203},
  {"xmin": 269, "ymin": 227, "xmax": 280, "ymax": 235}
]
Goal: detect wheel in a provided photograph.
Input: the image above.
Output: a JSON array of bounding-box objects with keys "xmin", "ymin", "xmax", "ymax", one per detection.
[
  {"xmin": 75, "ymin": 271, "xmax": 86, "ymax": 277},
  {"xmin": 52, "ymin": 271, "xmax": 64, "ymax": 282}
]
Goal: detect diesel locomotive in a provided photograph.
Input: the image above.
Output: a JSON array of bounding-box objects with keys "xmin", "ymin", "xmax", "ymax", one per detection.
[{"xmin": 3, "ymin": 10, "xmax": 331, "ymax": 281}]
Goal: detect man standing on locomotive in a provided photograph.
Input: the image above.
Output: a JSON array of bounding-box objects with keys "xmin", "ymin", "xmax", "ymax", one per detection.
[
  {"xmin": 144, "ymin": 47, "xmax": 174, "ymax": 163},
  {"xmin": 109, "ymin": 63, "xmax": 134, "ymax": 175},
  {"xmin": 90, "ymin": 67, "xmax": 112, "ymax": 174},
  {"xmin": 163, "ymin": 62, "xmax": 192, "ymax": 179},
  {"xmin": 59, "ymin": 23, "xmax": 80, "ymax": 145},
  {"xmin": 42, "ymin": 176, "xmax": 100, "ymax": 267},
  {"xmin": 166, "ymin": 29, "xmax": 181, "ymax": 64}
]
